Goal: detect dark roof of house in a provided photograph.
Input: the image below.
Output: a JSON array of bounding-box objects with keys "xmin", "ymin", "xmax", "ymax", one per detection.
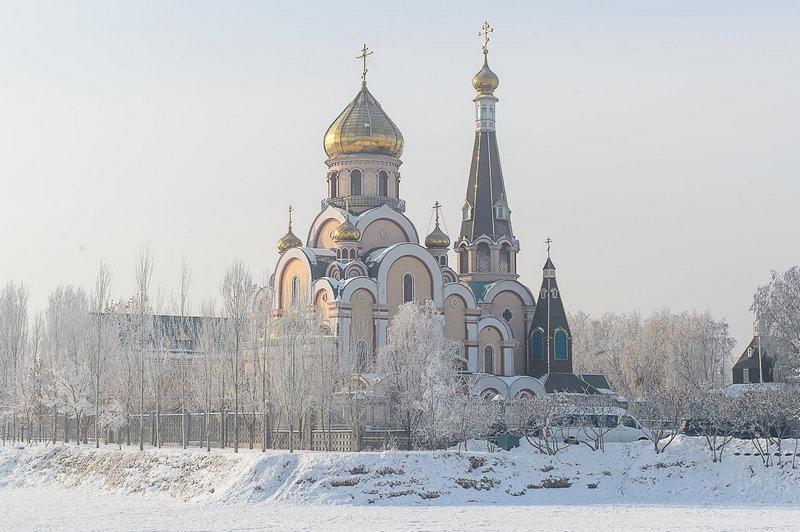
[
  {"xmin": 579, "ymin": 373, "xmax": 611, "ymax": 391},
  {"xmin": 733, "ymin": 337, "xmax": 774, "ymax": 371},
  {"xmin": 459, "ymin": 131, "xmax": 513, "ymax": 242},
  {"xmin": 539, "ymin": 373, "xmax": 600, "ymax": 395}
]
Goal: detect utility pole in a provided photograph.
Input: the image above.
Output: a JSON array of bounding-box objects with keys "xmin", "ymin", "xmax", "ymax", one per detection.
[{"xmin": 754, "ymin": 318, "xmax": 764, "ymax": 383}]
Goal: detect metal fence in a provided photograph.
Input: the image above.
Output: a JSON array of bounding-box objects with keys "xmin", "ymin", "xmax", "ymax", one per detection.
[{"xmin": 2, "ymin": 413, "xmax": 410, "ymax": 452}]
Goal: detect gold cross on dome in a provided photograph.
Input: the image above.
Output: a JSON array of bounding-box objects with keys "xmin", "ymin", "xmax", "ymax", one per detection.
[
  {"xmin": 479, "ymin": 21, "xmax": 493, "ymax": 53},
  {"xmin": 356, "ymin": 44, "xmax": 373, "ymax": 85},
  {"xmin": 288, "ymin": 205, "xmax": 294, "ymax": 229},
  {"xmin": 433, "ymin": 201, "xmax": 441, "ymax": 225}
]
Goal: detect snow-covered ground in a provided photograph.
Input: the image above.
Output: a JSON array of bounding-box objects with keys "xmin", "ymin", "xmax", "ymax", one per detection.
[
  {"xmin": 1, "ymin": 437, "xmax": 799, "ymax": 530},
  {"xmin": 3, "ymin": 486, "xmax": 800, "ymax": 531}
]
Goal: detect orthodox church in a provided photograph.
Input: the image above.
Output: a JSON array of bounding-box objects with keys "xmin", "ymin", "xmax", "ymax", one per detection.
[{"xmin": 271, "ymin": 26, "xmax": 600, "ymax": 398}]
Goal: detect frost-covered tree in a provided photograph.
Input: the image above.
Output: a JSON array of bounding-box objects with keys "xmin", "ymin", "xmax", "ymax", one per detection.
[
  {"xmin": 571, "ymin": 309, "xmax": 735, "ymax": 398},
  {"xmin": 0, "ymin": 282, "xmax": 29, "ymax": 442},
  {"xmin": 448, "ymin": 377, "xmax": 495, "ymax": 452},
  {"xmin": 752, "ymin": 266, "xmax": 800, "ymax": 381},
  {"xmin": 269, "ymin": 307, "xmax": 317, "ymax": 453},
  {"xmin": 195, "ymin": 299, "xmax": 222, "ymax": 452},
  {"xmin": 377, "ymin": 300, "xmax": 459, "ymax": 449},
  {"xmin": 220, "ymin": 260, "xmax": 256, "ymax": 453},
  {"xmin": 46, "ymin": 286, "xmax": 92, "ymax": 444},
  {"xmin": 505, "ymin": 394, "xmax": 573, "ymax": 455},
  {"xmin": 15, "ymin": 314, "xmax": 44, "ymax": 443},
  {"xmin": 629, "ymin": 386, "xmax": 690, "ymax": 454},
  {"xmin": 89, "ymin": 262, "xmax": 114, "ymax": 447},
  {"xmin": 134, "ymin": 247, "xmax": 154, "ymax": 450}
]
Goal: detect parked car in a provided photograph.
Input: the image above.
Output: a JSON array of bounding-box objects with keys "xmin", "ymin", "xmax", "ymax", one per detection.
[{"xmin": 555, "ymin": 407, "xmax": 654, "ymax": 444}]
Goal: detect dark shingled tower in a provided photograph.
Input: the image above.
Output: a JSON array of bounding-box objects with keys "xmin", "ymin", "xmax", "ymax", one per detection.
[
  {"xmin": 455, "ymin": 27, "xmax": 520, "ymax": 282},
  {"xmin": 528, "ymin": 255, "xmax": 574, "ymax": 378}
]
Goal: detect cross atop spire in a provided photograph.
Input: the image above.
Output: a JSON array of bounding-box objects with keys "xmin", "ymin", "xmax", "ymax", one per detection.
[
  {"xmin": 356, "ymin": 44, "xmax": 373, "ymax": 85},
  {"xmin": 545, "ymin": 236, "xmax": 552, "ymax": 258},
  {"xmin": 479, "ymin": 21, "xmax": 493, "ymax": 54}
]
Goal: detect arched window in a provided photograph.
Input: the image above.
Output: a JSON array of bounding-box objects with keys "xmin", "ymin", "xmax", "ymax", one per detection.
[
  {"xmin": 378, "ymin": 170, "xmax": 388, "ymax": 196},
  {"xmin": 459, "ymin": 247, "xmax": 468, "ymax": 274},
  {"xmin": 476, "ymin": 242, "xmax": 490, "ymax": 272},
  {"xmin": 532, "ymin": 330, "xmax": 544, "ymax": 360},
  {"xmin": 350, "ymin": 169, "xmax": 362, "ymax": 195},
  {"xmin": 489, "ymin": 107, "xmax": 494, "ymax": 119},
  {"xmin": 555, "ymin": 330, "xmax": 568, "ymax": 360},
  {"xmin": 354, "ymin": 340, "xmax": 368, "ymax": 373},
  {"xmin": 483, "ymin": 344, "xmax": 494, "ymax": 374},
  {"xmin": 290, "ymin": 276, "xmax": 299, "ymax": 307},
  {"xmin": 402, "ymin": 272, "xmax": 415, "ymax": 303},
  {"xmin": 481, "ymin": 106, "xmax": 489, "ymax": 119},
  {"xmin": 329, "ymin": 171, "xmax": 338, "ymax": 197},
  {"xmin": 499, "ymin": 244, "xmax": 510, "ymax": 273},
  {"xmin": 462, "ymin": 202, "xmax": 472, "ymax": 221}
]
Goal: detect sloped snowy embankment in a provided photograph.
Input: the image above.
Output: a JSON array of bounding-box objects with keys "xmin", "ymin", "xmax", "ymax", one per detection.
[{"xmin": 1, "ymin": 437, "xmax": 798, "ymax": 506}]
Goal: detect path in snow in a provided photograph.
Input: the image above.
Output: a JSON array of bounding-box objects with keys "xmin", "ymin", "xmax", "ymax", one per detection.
[{"xmin": 2, "ymin": 486, "xmax": 799, "ymax": 531}]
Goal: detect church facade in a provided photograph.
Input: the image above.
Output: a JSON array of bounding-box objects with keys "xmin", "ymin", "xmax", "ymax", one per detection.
[{"xmin": 271, "ymin": 30, "xmax": 591, "ymax": 399}]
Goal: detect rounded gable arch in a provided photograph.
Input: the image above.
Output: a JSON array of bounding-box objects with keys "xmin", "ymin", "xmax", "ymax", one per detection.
[
  {"xmin": 444, "ymin": 282, "xmax": 479, "ymax": 310},
  {"xmin": 478, "ymin": 315, "xmax": 514, "ymax": 343},
  {"xmin": 274, "ymin": 248, "xmax": 314, "ymax": 310},
  {"xmin": 482, "ymin": 280, "xmax": 535, "ymax": 307},
  {"xmin": 473, "ymin": 374, "xmax": 510, "ymax": 398},
  {"xmin": 356, "ymin": 204, "xmax": 419, "ymax": 244},
  {"xmin": 374, "ymin": 243, "xmax": 443, "ymax": 307},
  {"xmin": 508, "ymin": 376, "xmax": 547, "ymax": 397},
  {"xmin": 306, "ymin": 204, "xmax": 346, "ymax": 247},
  {"xmin": 339, "ymin": 277, "xmax": 378, "ymax": 303}
]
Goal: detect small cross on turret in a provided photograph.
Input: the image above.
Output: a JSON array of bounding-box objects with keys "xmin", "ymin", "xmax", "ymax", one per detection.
[
  {"xmin": 356, "ymin": 44, "xmax": 373, "ymax": 85},
  {"xmin": 479, "ymin": 21, "xmax": 493, "ymax": 54}
]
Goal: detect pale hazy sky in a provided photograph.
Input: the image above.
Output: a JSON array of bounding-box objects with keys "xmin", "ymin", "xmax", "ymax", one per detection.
[{"xmin": 1, "ymin": 1, "xmax": 798, "ymax": 351}]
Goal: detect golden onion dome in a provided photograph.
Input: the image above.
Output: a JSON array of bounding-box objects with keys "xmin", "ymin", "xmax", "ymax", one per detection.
[
  {"xmin": 472, "ymin": 55, "xmax": 499, "ymax": 95},
  {"xmin": 332, "ymin": 219, "xmax": 361, "ymax": 242},
  {"xmin": 425, "ymin": 224, "xmax": 450, "ymax": 249},
  {"xmin": 277, "ymin": 228, "xmax": 302, "ymax": 253},
  {"xmin": 324, "ymin": 85, "xmax": 404, "ymax": 159}
]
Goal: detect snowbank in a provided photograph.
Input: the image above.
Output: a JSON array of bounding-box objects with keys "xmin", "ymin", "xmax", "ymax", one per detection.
[{"xmin": 1, "ymin": 437, "xmax": 799, "ymax": 506}]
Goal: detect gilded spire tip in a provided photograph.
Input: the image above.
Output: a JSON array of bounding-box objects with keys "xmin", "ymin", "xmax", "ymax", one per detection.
[
  {"xmin": 479, "ymin": 21, "xmax": 493, "ymax": 55},
  {"xmin": 356, "ymin": 44, "xmax": 373, "ymax": 86}
]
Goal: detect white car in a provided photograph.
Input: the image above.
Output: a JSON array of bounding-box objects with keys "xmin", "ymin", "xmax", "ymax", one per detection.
[{"xmin": 556, "ymin": 407, "xmax": 652, "ymax": 444}]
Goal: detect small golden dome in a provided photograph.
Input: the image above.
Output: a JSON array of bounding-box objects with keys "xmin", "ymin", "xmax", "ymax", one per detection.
[
  {"xmin": 472, "ymin": 55, "xmax": 499, "ymax": 95},
  {"xmin": 425, "ymin": 224, "xmax": 450, "ymax": 249},
  {"xmin": 324, "ymin": 85, "xmax": 404, "ymax": 159},
  {"xmin": 277, "ymin": 229, "xmax": 302, "ymax": 253},
  {"xmin": 332, "ymin": 219, "xmax": 361, "ymax": 242},
  {"xmin": 278, "ymin": 205, "xmax": 302, "ymax": 253}
]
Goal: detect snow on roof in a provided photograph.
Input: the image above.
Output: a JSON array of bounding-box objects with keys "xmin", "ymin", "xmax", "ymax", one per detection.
[{"xmin": 720, "ymin": 382, "xmax": 783, "ymax": 396}]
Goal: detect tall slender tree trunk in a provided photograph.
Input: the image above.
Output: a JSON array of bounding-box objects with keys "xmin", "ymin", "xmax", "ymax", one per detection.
[
  {"xmin": 51, "ymin": 405, "xmax": 57, "ymax": 445},
  {"xmin": 139, "ymin": 352, "xmax": 144, "ymax": 451}
]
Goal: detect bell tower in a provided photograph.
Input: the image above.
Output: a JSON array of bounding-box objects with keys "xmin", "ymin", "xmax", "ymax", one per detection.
[{"xmin": 455, "ymin": 23, "xmax": 520, "ymax": 282}]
